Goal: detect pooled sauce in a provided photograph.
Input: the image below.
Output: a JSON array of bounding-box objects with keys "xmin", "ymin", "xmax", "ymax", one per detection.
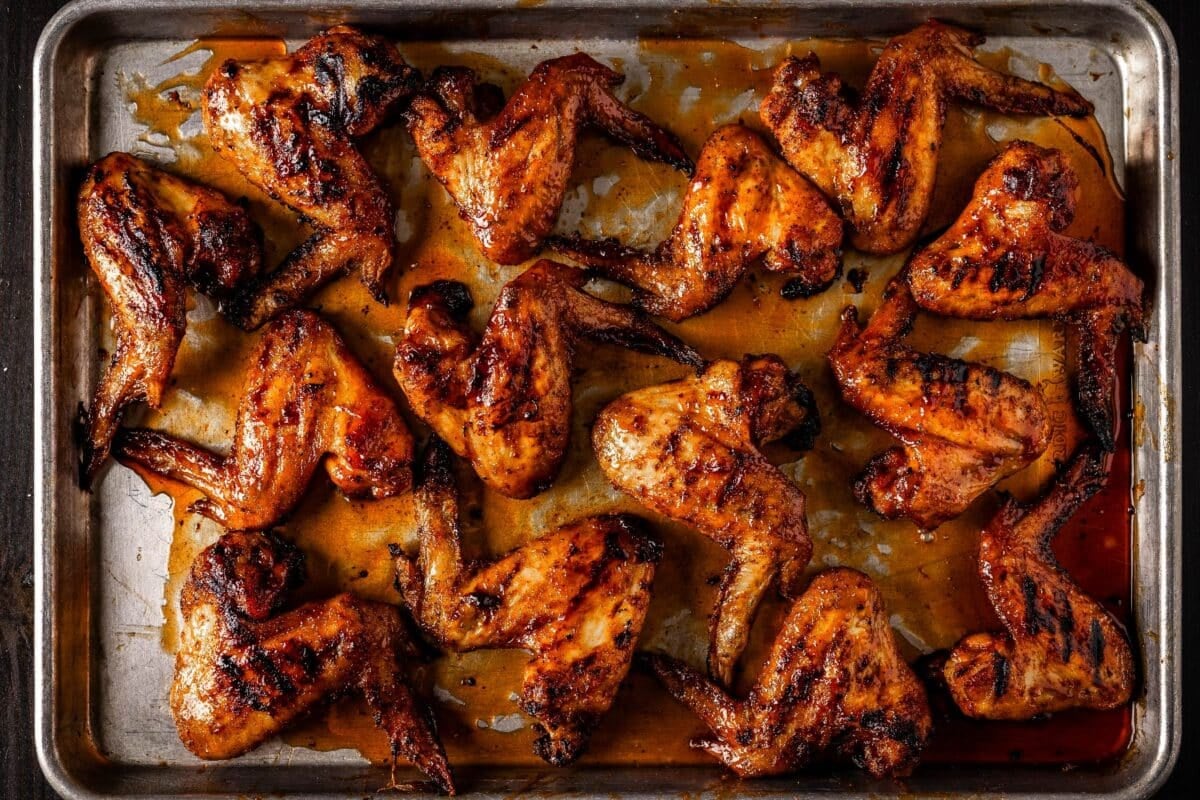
[{"xmin": 116, "ymin": 34, "xmax": 1132, "ymax": 772}]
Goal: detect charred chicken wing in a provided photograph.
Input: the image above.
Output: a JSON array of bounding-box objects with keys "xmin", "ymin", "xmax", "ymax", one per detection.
[
  {"xmin": 203, "ymin": 26, "xmax": 421, "ymax": 329},
  {"xmin": 761, "ymin": 20, "xmax": 1091, "ymax": 254},
  {"xmin": 943, "ymin": 446, "xmax": 1135, "ymax": 719},
  {"xmin": 78, "ymin": 152, "xmax": 261, "ymax": 482},
  {"xmin": 116, "ymin": 310, "xmax": 413, "ymax": 530},
  {"xmin": 828, "ymin": 278, "xmax": 1051, "ymax": 530},
  {"xmin": 393, "ymin": 260, "xmax": 704, "ymax": 498},
  {"xmin": 172, "ymin": 531, "xmax": 454, "ymax": 793},
  {"xmin": 548, "ymin": 124, "xmax": 843, "ymax": 321},
  {"xmin": 404, "ymin": 54, "xmax": 692, "ymax": 264},
  {"xmin": 393, "ymin": 439, "xmax": 661, "ymax": 765},
  {"xmin": 906, "ymin": 141, "xmax": 1145, "ymax": 450},
  {"xmin": 592, "ymin": 355, "xmax": 818, "ymax": 685},
  {"xmin": 648, "ymin": 569, "xmax": 932, "ymax": 779}
]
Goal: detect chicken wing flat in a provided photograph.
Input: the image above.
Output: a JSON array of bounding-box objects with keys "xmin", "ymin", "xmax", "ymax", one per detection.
[
  {"xmin": 828, "ymin": 278, "xmax": 1051, "ymax": 530},
  {"xmin": 173, "ymin": 530, "xmax": 454, "ymax": 793},
  {"xmin": 943, "ymin": 446, "xmax": 1135, "ymax": 719},
  {"xmin": 78, "ymin": 152, "xmax": 261, "ymax": 482},
  {"xmin": 393, "ymin": 260, "xmax": 704, "ymax": 498},
  {"xmin": 547, "ymin": 124, "xmax": 843, "ymax": 321},
  {"xmin": 404, "ymin": 54, "xmax": 692, "ymax": 265},
  {"xmin": 592, "ymin": 355, "xmax": 818, "ymax": 685},
  {"xmin": 761, "ymin": 20, "xmax": 1092, "ymax": 254},
  {"xmin": 907, "ymin": 141, "xmax": 1145, "ymax": 450},
  {"xmin": 393, "ymin": 439, "xmax": 661, "ymax": 765},
  {"xmin": 647, "ymin": 569, "xmax": 932, "ymax": 779},
  {"xmin": 204, "ymin": 26, "xmax": 421, "ymax": 329},
  {"xmin": 116, "ymin": 309, "xmax": 413, "ymax": 530}
]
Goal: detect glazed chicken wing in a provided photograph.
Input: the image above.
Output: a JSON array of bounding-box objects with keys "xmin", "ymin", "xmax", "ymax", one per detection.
[
  {"xmin": 393, "ymin": 439, "xmax": 661, "ymax": 765},
  {"xmin": 761, "ymin": 20, "xmax": 1091, "ymax": 254},
  {"xmin": 647, "ymin": 569, "xmax": 932, "ymax": 779},
  {"xmin": 404, "ymin": 54, "xmax": 692, "ymax": 265},
  {"xmin": 115, "ymin": 310, "xmax": 413, "ymax": 530},
  {"xmin": 393, "ymin": 260, "xmax": 703, "ymax": 498},
  {"xmin": 828, "ymin": 279, "xmax": 1051, "ymax": 529},
  {"xmin": 78, "ymin": 152, "xmax": 261, "ymax": 482},
  {"xmin": 172, "ymin": 531, "xmax": 453, "ymax": 793},
  {"xmin": 943, "ymin": 446, "xmax": 1135, "ymax": 719},
  {"xmin": 204, "ymin": 26, "xmax": 421, "ymax": 329},
  {"xmin": 592, "ymin": 355, "xmax": 818, "ymax": 685},
  {"xmin": 548, "ymin": 125, "xmax": 843, "ymax": 321},
  {"xmin": 907, "ymin": 141, "xmax": 1145, "ymax": 450}
]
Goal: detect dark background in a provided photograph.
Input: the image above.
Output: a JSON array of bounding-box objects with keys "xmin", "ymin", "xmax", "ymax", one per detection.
[{"xmin": 0, "ymin": 0, "xmax": 1193, "ymax": 795}]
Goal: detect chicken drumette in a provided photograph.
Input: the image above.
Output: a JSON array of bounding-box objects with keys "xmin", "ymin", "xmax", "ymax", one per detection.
[
  {"xmin": 77, "ymin": 152, "xmax": 261, "ymax": 482},
  {"xmin": 116, "ymin": 310, "xmax": 413, "ymax": 530},
  {"xmin": 591, "ymin": 355, "xmax": 818, "ymax": 685},
  {"xmin": 204, "ymin": 26, "xmax": 421, "ymax": 329},
  {"xmin": 647, "ymin": 569, "xmax": 932, "ymax": 779},
  {"xmin": 906, "ymin": 141, "xmax": 1145, "ymax": 450},
  {"xmin": 404, "ymin": 53, "xmax": 692, "ymax": 265},
  {"xmin": 828, "ymin": 279, "xmax": 1051, "ymax": 530},
  {"xmin": 943, "ymin": 446, "xmax": 1135, "ymax": 719},
  {"xmin": 393, "ymin": 260, "xmax": 703, "ymax": 499},
  {"xmin": 173, "ymin": 531, "xmax": 454, "ymax": 793},
  {"xmin": 393, "ymin": 439, "xmax": 661, "ymax": 765},
  {"xmin": 761, "ymin": 20, "xmax": 1092, "ymax": 254}
]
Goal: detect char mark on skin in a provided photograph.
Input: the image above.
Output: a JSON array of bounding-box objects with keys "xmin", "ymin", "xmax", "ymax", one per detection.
[
  {"xmin": 1089, "ymin": 618, "xmax": 1105, "ymax": 681},
  {"xmin": 991, "ymin": 650, "xmax": 1010, "ymax": 699},
  {"xmin": 1055, "ymin": 587, "xmax": 1075, "ymax": 663}
]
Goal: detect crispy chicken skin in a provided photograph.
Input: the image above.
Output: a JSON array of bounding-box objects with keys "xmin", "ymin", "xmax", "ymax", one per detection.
[
  {"xmin": 647, "ymin": 569, "xmax": 932, "ymax": 779},
  {"xmin": 761, "ymin": 21, "xmax": 1092, "ymax": 254},
  {"xmin": 393, "ymin": 439, "xmax": 661, "ymax": 765},
  {"xmin": 592, "ymin": 355, "xmax": 819, "ymax": 685},
  {"xmin": 548, "ymin": 125, "xmax": 844, "ymax": 321},
  {"xmin": 203, "ymin": 26, "xmax": 421, "ymax": 329},
  {"xmin": 943, "ymin": 446, "xmax": 1135, "ymax": 719},
  {"xmin": 78, "ymin": 152, "xmax": 261, "ymax": 482},
  {"xmin": 115, "ymin": 310, "xmax": 413, "ymax": 530},
  {"xmin": 907, "ymin": 142, "xmax": 1145, "ymax": 451},
  {"xmin": 393, "ymin": 260, "xmax": 704, "ymax": 498},
  {"xmin": 404, "ymin": 54, "xmax": 692, "ymax": 265},
  {"xmin": 172, "ymin": 531, "xmax": 454, "ymax": 793},
  {"xmin": 828, "ymin": 278, "xmax": 1051, "ymax": 529}
]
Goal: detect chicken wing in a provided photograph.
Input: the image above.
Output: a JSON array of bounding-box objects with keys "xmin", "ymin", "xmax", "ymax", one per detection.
[
  {"xmin": 906, "ymin": 141, "xmax": 1145, "ymax": 450},
  {"xmin": 77, "ymin": 152, "xmax": 261, "ymax": 482},
  {"xmin": 393, "ymin": 260, "xmax": 704, "ymax": 498},
  {"xmin": 647, "ymin": 569, "xmax": 932, "ymax": 779},
  {"xmin": 172, "ymin": 530, "xmax": 454, "ymax": 793},
  {"xmin": 404, "ymin": 54, "xmax": 692, "ymax": 265},
  {"xmin": 943, "ymin": 446, "xmax": 1135, "ymax": 719},
  {"xmin": 115, "ymin": 309, "xmax": 413, "ymax": 530},
  {"xmin": 761, "ymin": 20, "xmax": 1092, "ymax": 254},
  {"xmin": 204, "ymin": 26, "xmax": 421, "ymax": 329},
  {"xmin": 591, "ymin": 355, "xmax": 818, "ymax": 685},
  {"xmin": 548, "ymin": 124, "xmax": 843, "ymax": 321},
  {"xmin": 828, "ymin": 278, "xmax": 1051, "ymax": 530},
  {"xmin": 393, "ymin": 439, "xmax": 661, "ymax": 765}
]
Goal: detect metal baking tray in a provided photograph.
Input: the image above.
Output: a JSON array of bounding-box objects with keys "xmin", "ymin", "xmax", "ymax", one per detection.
[{"xmin": 34, "ymin": 1, "xmax": 1180, "ymax": 797}]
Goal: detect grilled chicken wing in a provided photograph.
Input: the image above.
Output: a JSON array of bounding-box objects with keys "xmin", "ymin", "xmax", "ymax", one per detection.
[
  {"xmin": 404, "ymin": 54, "xmax": 692, "ymax": 265},
  {"xmin": 393, "ymin": 439, "xmax": 661, "ymax": 765},
  {"xmin": 828, "ymin": 278, "xmax": 1051, "ymax": 529},
  {"xmin": 115, "ymin": 310, "xmax": 413, "ymax": 530},
  {"xmin": 204, "ymin": 26, "xmax": 421, "ymax": 329},
  {"xmin": 172, "ymin": 530, "xmax": 454, "ymax": 793},
  {"xmin": 943, "ymin": 446, "xmax": 1134, "ymax": 719},
  {"xmin": 592, "ymin": 355, "xmax": 818, "ymax": 685},
  {"xmin": 78, "ymin": 152, "xmax": 261, "ymax": 482},
  {"xmin": 647, "ymin": 569, "xmax": 932, "ymax": 779},
  {"xmin": 393, "ymin": 260, "xmax": 704, "ymax": 498},
  {"xmin": 761, "ymin": 21, "xmax": 1091, "ymax": 254},
  {"xmin": 548, "ymin": 125, "xmax": 843, "ymax": 321},
  {"xmin": 906, "ymin": 141, "xmax": 1145, "ymax": 450}
]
